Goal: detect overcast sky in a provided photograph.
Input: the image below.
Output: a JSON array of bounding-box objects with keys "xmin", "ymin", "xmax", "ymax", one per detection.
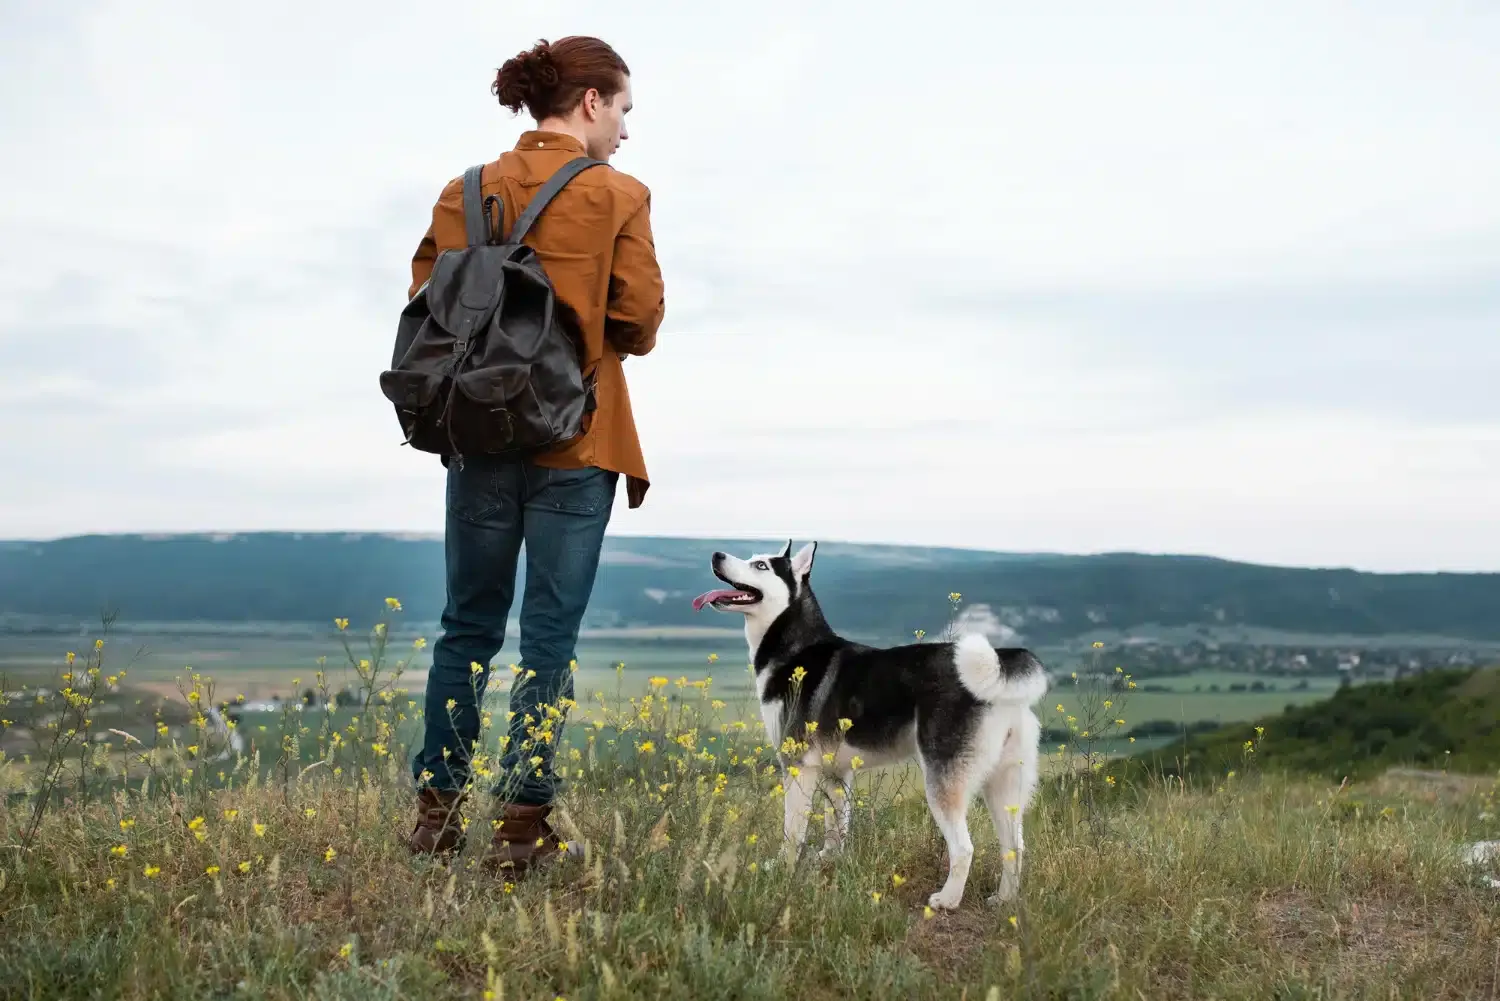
[{"xmin": 2, "ymin": 1, "xmax": 1496, "ymax": 572}]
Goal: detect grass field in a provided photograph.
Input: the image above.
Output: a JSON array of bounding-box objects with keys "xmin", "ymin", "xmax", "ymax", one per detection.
[
  {"xmin": 0, "ymin": 625, "xmax": 1348, "ymax": 727},
  {"xmin": 2, "ymin": 620, "xmax": 1498, "ymax": 1000}
]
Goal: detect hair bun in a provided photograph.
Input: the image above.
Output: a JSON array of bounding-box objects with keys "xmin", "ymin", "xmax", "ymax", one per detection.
[
  {"xmin": 524, "ymin": 45, "xmax": 560, "ymax": 89},
  {"xmin": 494, "ymin": 39, "xmax": 561, "ymax": 115}
]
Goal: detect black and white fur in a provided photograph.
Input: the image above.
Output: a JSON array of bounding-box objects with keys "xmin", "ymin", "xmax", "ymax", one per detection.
[{"xmin": 700, "ymin": 541, "xmax": 1049, "ymax": 911}]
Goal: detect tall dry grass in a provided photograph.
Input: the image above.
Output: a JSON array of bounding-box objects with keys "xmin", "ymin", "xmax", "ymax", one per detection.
[{"xmin": 2, "ymin": 603, "xmax": 1497, "ymax": 1000}]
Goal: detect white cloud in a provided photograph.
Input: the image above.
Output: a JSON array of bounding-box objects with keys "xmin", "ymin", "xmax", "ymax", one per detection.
[{"xmin": 1, "ymin": 0, "xmax": 1497, "ymax": 572}]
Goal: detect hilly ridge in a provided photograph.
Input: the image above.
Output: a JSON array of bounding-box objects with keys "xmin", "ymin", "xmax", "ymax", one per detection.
[{"xmin": 2, "ymin": 532, "xmax": 1499, "ymax": 648}]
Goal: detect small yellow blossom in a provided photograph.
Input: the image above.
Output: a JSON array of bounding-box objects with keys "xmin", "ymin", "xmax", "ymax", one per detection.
[
  {"xmin": 110, "ymin": 844, "xmax": 128, "ymax": 858},
  {"xmin": 205, "ymin": 865, "xmax": 220, "ymax": 876},
  {"xmin": 324, "ymin": 846, "xmax": 337, "ymax": 863},
  {"xmin": 384, "ymin": 597, "xmax": 402, "ymax": 611},
  {"xmin": 143, "ymin": 865, "xmax": 160, "ymax": 878}
]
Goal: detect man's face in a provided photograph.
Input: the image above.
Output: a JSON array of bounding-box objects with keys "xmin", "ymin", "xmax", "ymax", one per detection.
[{"xmin": 584, "ymin": 76, "xmax": 632, "ymax": 161}]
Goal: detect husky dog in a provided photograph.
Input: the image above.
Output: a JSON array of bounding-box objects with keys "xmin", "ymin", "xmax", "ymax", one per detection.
[{"xmin": 692, "ymin": 540, "xmax": 1049, "ymax": 910}]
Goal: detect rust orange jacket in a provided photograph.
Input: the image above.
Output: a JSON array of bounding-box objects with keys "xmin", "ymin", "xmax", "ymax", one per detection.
[{"xmin": 408, "ymin": 130, "xmax": 666, "ymax": 507}]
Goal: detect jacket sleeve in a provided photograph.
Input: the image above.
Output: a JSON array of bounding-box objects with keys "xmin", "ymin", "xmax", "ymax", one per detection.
[
  {"xmin": 409, "ymin": 178, "xmax": 460, "ymax": 301},
  {"xmin": 604, "ymin": 192, "xmax": 666, "ymax": 356},
  {"xmin": 408, "ymin": 221, "xmax": 437, "ymax": 301}
]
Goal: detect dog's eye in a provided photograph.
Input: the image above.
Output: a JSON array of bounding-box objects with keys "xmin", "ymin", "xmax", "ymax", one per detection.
[{"xmin": 752, "ymin": 560, "xmax": 769, "ymax": 570}]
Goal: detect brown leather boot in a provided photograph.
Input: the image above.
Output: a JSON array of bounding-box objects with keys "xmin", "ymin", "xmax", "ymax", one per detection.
[
  {"xmin": 407, "ymin": 788, "xmax": 465, "ymax": 856},
  {"xmin": 482, "ymin": 802, "xmax": 565, "ymax": 876}
]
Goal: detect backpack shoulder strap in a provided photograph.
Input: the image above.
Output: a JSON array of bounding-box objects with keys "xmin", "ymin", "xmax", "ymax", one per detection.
[
  {"xmin": 504, "ymin": 156, "xmax": 606, "ymax": 246},
  {"xmin": 461, "ymin": 164, "xmax": 490, "ymax": 247}
]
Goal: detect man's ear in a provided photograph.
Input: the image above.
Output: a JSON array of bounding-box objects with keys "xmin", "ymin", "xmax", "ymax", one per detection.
[{"xmin": 790, "ymin": 541, "xmax": 817, "ymax": 579}]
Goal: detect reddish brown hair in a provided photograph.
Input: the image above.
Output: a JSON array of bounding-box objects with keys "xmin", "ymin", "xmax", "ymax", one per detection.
[{"xmin": 492, "ymin": 36, "xmax": 630, "ymax": 121}]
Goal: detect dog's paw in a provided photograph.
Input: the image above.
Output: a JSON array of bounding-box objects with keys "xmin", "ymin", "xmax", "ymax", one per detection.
[
  {"xmin": 927, "ymin": 888, "xmax": 964, "ymax": 911},
  {"xmin": 985, "ymin": 882, "xmax": 1018, "ymax": 907}
]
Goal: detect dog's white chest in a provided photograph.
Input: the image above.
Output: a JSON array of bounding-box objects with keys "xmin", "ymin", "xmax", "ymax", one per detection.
[
  {"xmin": 754, "ymin": 669, "xmax": 783, "ymax": 748},
  {"xmin": 758, "ymin": 697, "xmax": 783, "ymax": 749}
]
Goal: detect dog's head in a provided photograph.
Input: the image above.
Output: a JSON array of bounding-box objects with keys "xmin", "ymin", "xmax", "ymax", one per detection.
[{"xmin": 692, "ymin": 539, "xmax": 817, "ymax": 623}]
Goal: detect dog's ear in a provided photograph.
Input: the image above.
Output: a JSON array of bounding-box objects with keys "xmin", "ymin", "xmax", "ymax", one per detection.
[
  {"xmin": 779, "ymin": 539, "xmax": 793, "ymax": 559},
  {"xmin": 791, "ymin": 541, "xmax": 817, "ymax": 579}
]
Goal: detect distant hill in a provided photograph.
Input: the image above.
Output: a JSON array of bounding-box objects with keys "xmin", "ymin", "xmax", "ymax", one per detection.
[
  {"xmin": 2, "ymin": 533, "xmax": 1499, "ymax": 649},
  {"xmin": 1125, "ymin": 666, "xmax": 1500, "ymax": 782}
]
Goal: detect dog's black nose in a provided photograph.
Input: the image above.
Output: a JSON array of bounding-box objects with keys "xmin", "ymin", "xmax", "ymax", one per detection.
[{"xmin": 711, "ymin": 551, "xmax": 725, "ymax": 565}]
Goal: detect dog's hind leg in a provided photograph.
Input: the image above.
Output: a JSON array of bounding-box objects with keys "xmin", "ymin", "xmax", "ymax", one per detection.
[
  {"xmin": 921, "ymin": 766, "xmax": 978, "ymax": 911},
  {"xmin": 981, "ymin": 721, "xmax": 1040, "ymax": 904}
]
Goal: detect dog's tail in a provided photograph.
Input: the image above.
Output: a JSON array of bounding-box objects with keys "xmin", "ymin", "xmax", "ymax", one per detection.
[{"xmin": 954, "ymin": 633, "xmax": 1049, "ymax": 705}]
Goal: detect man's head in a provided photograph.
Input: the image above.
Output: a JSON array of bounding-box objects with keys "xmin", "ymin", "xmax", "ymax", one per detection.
[{"xmin": 493, "ymin": 36, "xmax": 632, "ymax": 161}]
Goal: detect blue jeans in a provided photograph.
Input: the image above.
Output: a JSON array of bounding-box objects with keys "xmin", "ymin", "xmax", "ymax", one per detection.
[{"xmin": 412, "ymin": 457, "xmax": 617, "ymax": 806}]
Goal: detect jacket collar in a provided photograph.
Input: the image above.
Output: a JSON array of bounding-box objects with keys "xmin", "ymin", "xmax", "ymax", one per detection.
[{"xmin": 514, "ymin": 130, "xmax": 586, "ymax": 153}]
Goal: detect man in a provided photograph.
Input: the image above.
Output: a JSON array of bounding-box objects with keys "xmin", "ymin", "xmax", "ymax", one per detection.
[{"xmin": 405, "ymin": 36, "xmax": 665, "ymax": 875}]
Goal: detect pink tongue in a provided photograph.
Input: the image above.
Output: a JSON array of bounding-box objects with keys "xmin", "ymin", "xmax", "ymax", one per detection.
[{"xmin": 692, "ymin": 588, "xmax": 751, "ymax": 611}]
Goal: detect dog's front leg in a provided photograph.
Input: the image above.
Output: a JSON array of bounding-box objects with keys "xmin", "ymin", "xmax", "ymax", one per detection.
[
  {"xmin": 818, "ymin": 769, "xmax": 854, "ymax": 858},
  {"xmin": 780, "ymin": 766, "xmax": 819, "ymax": 862}
]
